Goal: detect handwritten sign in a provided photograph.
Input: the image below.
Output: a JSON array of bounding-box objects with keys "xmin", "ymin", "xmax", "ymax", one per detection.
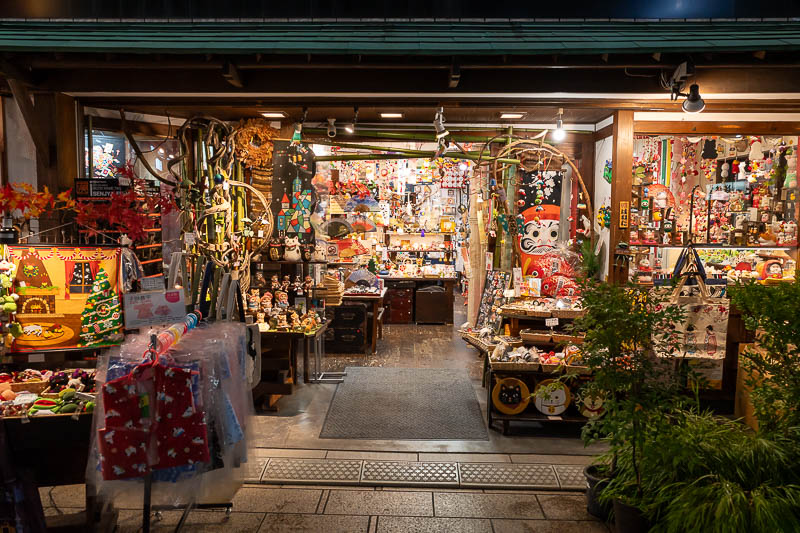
[{"xmin": 123, "ymin": 290, "xmax": 186, "ymax": 329}]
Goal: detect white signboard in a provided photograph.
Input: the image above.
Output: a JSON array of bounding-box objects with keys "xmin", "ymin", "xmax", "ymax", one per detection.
[{"xmin": 123, "ymin": 290, "xmax": 186, "ymax": 329}]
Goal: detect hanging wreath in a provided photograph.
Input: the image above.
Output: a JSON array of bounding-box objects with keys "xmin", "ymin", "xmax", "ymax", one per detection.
[{"xmin": 233, "ymin": 119, "xmax": 280, "ymax": 168}]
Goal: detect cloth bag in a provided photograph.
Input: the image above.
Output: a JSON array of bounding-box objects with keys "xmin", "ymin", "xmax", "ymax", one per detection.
[{"xmin": 669, "ymin": 246, "xmax": 729, "ymax": 360}]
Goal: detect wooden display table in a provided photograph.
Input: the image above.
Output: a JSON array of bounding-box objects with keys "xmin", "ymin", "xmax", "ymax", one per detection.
[
  {"xmin": 341, "ymin": 288, "xmax": 387, "ymax": 355},
  {"xmin": 255, "ymin": 323, "xmax": 328, "ymax": 408},
  {"xmin": 379, "ymin": 276, "xmax": 457, "ymax": 324}
]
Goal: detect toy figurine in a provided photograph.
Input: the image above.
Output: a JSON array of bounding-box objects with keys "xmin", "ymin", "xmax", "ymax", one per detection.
[
  {"xmin": 270, "ymin": 274, "xmax": 280, "ymax": 292},
  {"xmin": 247, "ymin": 289, "xmax": 261, "ymax": 314},
  {"xmin": 256, "ymin": 312, "xmax": 265, "ymax": 324},
  {"xmin": 260, "ymin": 291, "xmax": 273, "ymax": 312},
  {"xmin": 304, "ymin": 275, "xmax": 314, "ymax": 293},
  {"xmin": 253, "ymin": 272, "xmax": 266, "ymax": 288},
  {"xmin": 276, "ymin": 313, "xmax": 289, "ymax": 330},
  {"xmin": 281, "ymin": 275, "xmax": 291, "ymax": 292},
  {"xmin": 289, "ymin": 310, "xmax": 301, "ymax": 330},
  {"xmin": 275, "ymin": 290, "xmax": 289, "ymax": 309}
]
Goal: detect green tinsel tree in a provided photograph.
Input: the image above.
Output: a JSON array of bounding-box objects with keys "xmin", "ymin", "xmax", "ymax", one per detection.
[{"xmin": 78, "ymin": 268, "xmax": 123, "ymax": 347}]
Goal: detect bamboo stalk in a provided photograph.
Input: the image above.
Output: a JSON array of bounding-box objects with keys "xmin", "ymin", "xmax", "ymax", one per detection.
[
  {"xmin": 315, "ymin": 152, "xmax": 519, "ymax": 164},
  {"xmin": 304, "ymin": 128, "xmax": 514, "ymax": 143}
]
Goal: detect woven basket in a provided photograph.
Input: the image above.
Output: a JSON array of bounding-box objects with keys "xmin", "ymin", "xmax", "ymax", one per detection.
[
  {"xmin": 491, "ymin": 361, "xmax": 541, "ymax": 372},
  {"xmin": 9, "ymin": 381, "xmax": 48, "ymax": 394},
  {"xmin": 552, "ymin": 309, "xmax": 584, "ymax": 319},
  {"xmin": 527, "ymin": 309, "xmax": 553, "ymax": 317},
  {"xmin": 552, "ymin": 333, "xmax": 585, "ymax": 345},
  {"xmin": 520, "ymin": 330, "xmax": 552, "ymax": 343},
  {"xmin": 540, "ymin": 363, "xmax": 564, "ymax": 373},
  {"xmin": 565, "ymin": 365, "xmax": 592, "ymax": 375}
]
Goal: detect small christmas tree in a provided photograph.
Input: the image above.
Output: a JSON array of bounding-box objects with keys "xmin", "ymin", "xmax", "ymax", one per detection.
[{"xmin": 78, "ymin": 268, "xmax": 123, "ymax": 347}]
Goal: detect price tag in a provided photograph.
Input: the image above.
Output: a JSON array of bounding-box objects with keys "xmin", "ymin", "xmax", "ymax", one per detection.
[
  {"xmin": 545, "ymin": 317, "xmax": 559, "ymax": 327},
  {"xmin": 547, "ymin": 415, "xmax": 562, "ymax": 421},
  {"xmin": 257, "ymin": 229, "xmax": 264, "ymax": 238},
  {"xmin": 184, "ymin": 232, "xmax": 196, "ymax": 246},
  {"xmin": 27, "ymin": 353, "xmax": 44, "ymax": 363}
]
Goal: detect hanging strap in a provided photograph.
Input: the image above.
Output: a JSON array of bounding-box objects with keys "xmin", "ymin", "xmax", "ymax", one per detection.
[{"xmin": 198, "ymin": 261, "xmax": 215, "ymax": 318}]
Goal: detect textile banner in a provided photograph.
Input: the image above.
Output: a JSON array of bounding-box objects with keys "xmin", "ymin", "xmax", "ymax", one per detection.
[{"xmin": 9, "ymin": 246, "xmax": 123, "ymax": 352}]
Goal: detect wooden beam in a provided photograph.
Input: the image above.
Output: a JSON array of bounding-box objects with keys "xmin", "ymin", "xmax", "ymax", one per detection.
[
  {"xmin": 8, "ymin": 79, "xmax": 50, "ymax": 168},
  {"xmin": 33, "ymin": 93, "xmax": 57, "ymax": 194},
  {"xmin": 89, "ymin": 116, "xmax": 174, "ymax": 137},
  {"xmin": 593, "ymin": 123, "xmax": 614, "ymax": 141},
  {"xmin": 55, "ymin": 93, "xmax": 78, "ymax": 193},
  {"xmin": 0, "ymin": 96, "xmax": 7, "ymax": 186},
  {"xmin": 609, "ymin": 110, "xmax": 633, "ymax": 284},
  {"xmin": 634, "ymin": 121, "xmax": 800, "ymax": 136}
]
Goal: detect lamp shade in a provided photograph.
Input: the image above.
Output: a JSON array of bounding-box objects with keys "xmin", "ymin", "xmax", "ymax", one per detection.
[{"xmin": 682, "ymin": 84, "xmax": 705, "ymax": 113}]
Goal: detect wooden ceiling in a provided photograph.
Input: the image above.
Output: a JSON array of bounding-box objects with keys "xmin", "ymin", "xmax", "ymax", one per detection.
[{"xmin": 99, "ymin": 104, "xmax": 613, "ymax": 126}]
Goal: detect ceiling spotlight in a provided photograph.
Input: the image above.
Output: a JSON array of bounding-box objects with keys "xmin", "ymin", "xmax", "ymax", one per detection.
[
  {"xmin": 681, "ymin": 84, "xmax": 706, "ymax": 113},
  {"xmin": 344, "ymin": 106, "xmax": 358, "ymax": 134},
  {"xmin": 380, "ymin": 112, "xmax": 403, "ymax": 119},
  {"xmin": 326, "ymin": 118, "xmax": 337, "ymax": 138},
  {"xmin": 433, "ymin": 107, "xmax": 449, "ymax": 140},
  {"xmin": 260, "ymin": 111, "xmax": 287, "ymax": 119},
  {"xmin": 500, "ymin": 112, "xmax": 525, "ymax": 120},
  {"xmin": 551, "ymin": 108, "xmax": 566, "ymax": 142}
]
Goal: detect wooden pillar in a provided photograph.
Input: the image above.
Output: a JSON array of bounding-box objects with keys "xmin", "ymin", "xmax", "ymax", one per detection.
[
  {"xmin": 55, "ymin": 93, "xmax": 79, "ymax": 193},
  {"xmin": 609, "ymin": 110, "xmax": 634, "ymax": 284}
]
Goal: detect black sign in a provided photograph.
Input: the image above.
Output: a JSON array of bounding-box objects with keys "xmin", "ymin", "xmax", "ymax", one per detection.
[{"xmin": 75, "ymin": 178, "xmax": 125, "ymax": 199}]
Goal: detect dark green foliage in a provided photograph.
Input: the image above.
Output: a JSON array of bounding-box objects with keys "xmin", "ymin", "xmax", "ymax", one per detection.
[
  {"xmin": 601, "ymin": 412, "xmax": 800, "ymax": 533},
  {"xmin": 575, "ymin": 279, "xmax": 686, "ymax": 492},
  {"xmin": 579, "ymin": 237, "xmax": 601, "ymax": 279},
  {"xmin": 730, "ymin": 278, "xmax": 800, "ymax": 436}
]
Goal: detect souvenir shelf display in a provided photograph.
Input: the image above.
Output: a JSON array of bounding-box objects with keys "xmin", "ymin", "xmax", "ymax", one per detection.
[
  {"xmin": 627, "ymin": 135, "xmax": 799, "ymax": 285},
  {"xmin": 482, "ymin": 300, "xmax": 595, "ymax": 435}
]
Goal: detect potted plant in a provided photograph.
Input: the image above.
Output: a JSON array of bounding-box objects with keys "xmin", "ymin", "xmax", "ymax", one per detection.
[
  {"xmin": 730, "ymin": 278, "xmax": 800, "ymax": 435},
  {"xmin": 573, "ymin": 279, "xmax": 685, "ymax": 529},
  {"xmin": 619, "ymin": 409, "xmax": 800, "ymax": 532}
]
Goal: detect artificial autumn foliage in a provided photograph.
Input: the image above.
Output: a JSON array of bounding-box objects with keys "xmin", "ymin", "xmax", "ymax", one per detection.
[
  {"xmin": 73, "ymin": 163, "xmax": 176, "ymax": 242},
  {"xmin": 0, "ymin": 183, "xmax": 75, "ymax": 219},
  {"xmin": 1, "ymin": 164, "xmax": 175, "ymax": 242}
]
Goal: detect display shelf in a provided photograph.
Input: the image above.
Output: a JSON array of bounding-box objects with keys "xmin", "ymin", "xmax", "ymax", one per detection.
[
  {"xmin": 491, "ymin": 411, "xmax": 587, "ymax": 424},
  {"xmin": 385, "ymin": 248, "xmax": 452, "ymax": 253},
  {"xmin": 252, "ymin": 260, "xmax": 329, "ymax": 265},
  {"xmin": 385, "ymin": 231, "xmax": 454, "ymax": 236},
  {"xmin": 630, "ymin": 243, "xmax": 795, "ymax": 250}
]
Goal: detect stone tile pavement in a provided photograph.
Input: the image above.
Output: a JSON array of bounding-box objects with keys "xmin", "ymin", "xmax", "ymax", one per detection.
[{"xmin": 39, "ymin": 483, "xmax": 609, "ymax": 532}]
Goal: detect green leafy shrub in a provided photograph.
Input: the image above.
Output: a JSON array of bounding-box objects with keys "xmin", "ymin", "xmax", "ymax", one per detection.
[
  {"xmin": 602, "ymin": 411, "xmax": 800, "ymax": 533},
  {"xmin": 730, "ymin": 278, "xmax": 800, "ymax": 436}
]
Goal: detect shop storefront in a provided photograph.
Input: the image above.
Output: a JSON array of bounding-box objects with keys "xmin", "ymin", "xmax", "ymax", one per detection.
[{"xmin": 0, "ymin": 6, "xmax": 798, "ymax": 531}]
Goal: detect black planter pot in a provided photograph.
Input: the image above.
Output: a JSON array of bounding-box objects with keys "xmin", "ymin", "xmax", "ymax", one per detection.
[
  {"xmin": 584, "ymin": 465, "xmax": 611, "ymax": 520},
  {"xmin": 613, "ymin": 499, "xmax": 650, "ymax": 533}
]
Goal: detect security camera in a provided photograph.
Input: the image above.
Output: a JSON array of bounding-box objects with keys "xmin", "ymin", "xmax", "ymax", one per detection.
[
  {"xmin": 326, "ymin": 118, "xmax": 337, "ymax": 138},
  {"xmin": 667, "ymin": 61, "xmax": 695, "ymax": 94}
]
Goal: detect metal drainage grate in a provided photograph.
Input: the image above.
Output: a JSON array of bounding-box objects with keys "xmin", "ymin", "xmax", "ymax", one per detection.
[
  {"xmin": 362, "ymin": 461, "xmax": 459, "ymax": 486},
  {"xmin": 553, "ymin": 465, "xmax": 587, "ymax": 490},
  {"xmin": 262, "ymin": 458, "xmax": 362, "ymax": 484},
  {"xmin": 458, "ymin": 463, "xmax": 560, "ymax": 489},
  {"xmin": 243, "ymin": 458, "xmax": 268, "ymax": 483}
]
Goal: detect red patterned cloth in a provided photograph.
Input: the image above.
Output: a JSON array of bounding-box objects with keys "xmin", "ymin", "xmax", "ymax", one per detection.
[{"xmin": 98, "ymin": 362, "xmax": 210, "ymax": 480}]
